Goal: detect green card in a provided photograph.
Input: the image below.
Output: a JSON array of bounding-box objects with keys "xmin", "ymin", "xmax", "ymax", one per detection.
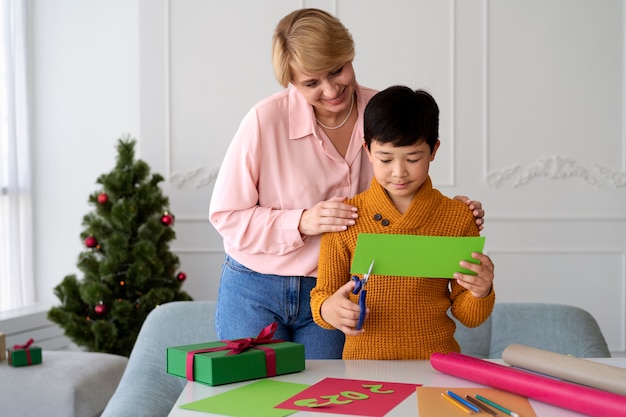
[
  {"xmin": 180, "ymin": 379, "xmax": 309, "ymax": 417},
  {"xmin": 350, "ymin": 234, "xmax": 486, "ymax": 278}
]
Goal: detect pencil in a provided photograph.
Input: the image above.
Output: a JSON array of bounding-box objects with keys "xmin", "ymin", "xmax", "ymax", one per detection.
[
  {"xmin": 441, "ymin": 392, "xmax": 473, "ymax": 414},
  {"xmin": 465, "ymin": 395, "xmax": 499, "ymax": 416},
  {"xmin": 447, "ymin": 390, "xmax": 480, "ymax": 413},
  {"xmin": 475, "ymin": 394, "xmax": 519, "ymax": 417}
]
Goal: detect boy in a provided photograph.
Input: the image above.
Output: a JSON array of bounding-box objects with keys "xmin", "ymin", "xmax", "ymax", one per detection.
[{"xmin": 310, "ymin": 86, "xmax": 495, "ymax": 360}]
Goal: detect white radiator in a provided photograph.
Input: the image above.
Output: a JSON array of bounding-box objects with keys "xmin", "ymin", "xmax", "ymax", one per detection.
[{"xmin": 0, "ymin": 304, "xmax": 79, "ymax": 351}]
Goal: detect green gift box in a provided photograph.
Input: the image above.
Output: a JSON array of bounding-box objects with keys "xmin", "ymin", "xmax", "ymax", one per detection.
[
  {"xmin": 167, "ymin": 323, "xmax": 305, "ymax": 386},
  {"xmin": 8, "ymin": 339, "xmax": 42, "ymax": 367}
]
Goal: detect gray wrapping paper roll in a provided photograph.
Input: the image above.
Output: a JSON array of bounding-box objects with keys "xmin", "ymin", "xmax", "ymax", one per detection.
[{"xmin": 502, "ymin": 344, "xmax": 626, "ymax": 396}]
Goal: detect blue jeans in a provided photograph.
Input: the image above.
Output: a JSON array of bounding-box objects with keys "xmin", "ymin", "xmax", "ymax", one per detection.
[{"xmin": 215, "ymin": 255, "xmax": 344, "ymax": 359}]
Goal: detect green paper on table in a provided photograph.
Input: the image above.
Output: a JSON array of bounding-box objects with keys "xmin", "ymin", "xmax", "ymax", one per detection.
[
  {"xmin": 180, "ymin": 379, "xmax": 309, "ymax": 417},
  {"xmin": 351, "ymin": 234, "xmax": 485, "ymax": 278}
]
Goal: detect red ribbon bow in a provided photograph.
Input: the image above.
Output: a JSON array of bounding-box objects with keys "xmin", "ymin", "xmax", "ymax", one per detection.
[
  {"xmin": 13, "ymin": 338, "xmax": 34, "ymax": 350},
  {"xmin": 185, "ymin": 322, "xmax": 283, "ymax": 381},
  {"xmin": 13, "ymin": 338, "xmax": 35, "ymax": 365}
]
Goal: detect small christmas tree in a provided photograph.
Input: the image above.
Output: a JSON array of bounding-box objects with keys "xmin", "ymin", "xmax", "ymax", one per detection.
[{"xmin": 48, "ymin": 137, "xmax": 192, "ymax": 356}]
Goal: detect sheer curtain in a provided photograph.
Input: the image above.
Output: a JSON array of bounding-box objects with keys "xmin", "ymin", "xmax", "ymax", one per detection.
[{"xmin": 0, "ymin": 0, "xmax": 34, "ymax": 312}]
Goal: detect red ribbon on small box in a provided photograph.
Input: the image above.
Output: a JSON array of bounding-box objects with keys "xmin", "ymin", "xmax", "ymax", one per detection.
[
  {"xmin": 13, "ymin": 338, "xmax": 35, "ymax": 365},
  {"xmin": 185, "ymin": 322, "xmax": 283, "ymax": 381}
]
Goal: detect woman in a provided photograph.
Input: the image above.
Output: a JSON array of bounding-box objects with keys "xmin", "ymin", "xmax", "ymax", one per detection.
[{"xmin": 209, "ymin": 8, "xmax": 484, "ymax": 359}]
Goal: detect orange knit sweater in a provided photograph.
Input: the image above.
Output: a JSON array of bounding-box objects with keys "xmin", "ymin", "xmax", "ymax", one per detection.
[{"xmin": 311, "ymin": 177, "xmax": 495, "ymax": 360}]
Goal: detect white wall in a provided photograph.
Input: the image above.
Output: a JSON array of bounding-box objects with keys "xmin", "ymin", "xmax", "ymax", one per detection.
[
  {"xmin": 31, "ymin": 0, "xmax": 626, "ymax": 355},
  {"xmin": 31, "ymin": 0, "xmax": 139, "ymax": 303}
]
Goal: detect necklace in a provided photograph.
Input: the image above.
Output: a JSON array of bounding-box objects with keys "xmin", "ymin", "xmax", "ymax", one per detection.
[{"xmin": 316, "ymin": 95, "xmax": 355, "ymax": 130}]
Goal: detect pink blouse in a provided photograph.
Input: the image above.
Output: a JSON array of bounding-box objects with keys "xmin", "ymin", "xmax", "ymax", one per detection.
[{"xmin": 209, "ymin": 84, "xmax": 377, "ymax": 277}]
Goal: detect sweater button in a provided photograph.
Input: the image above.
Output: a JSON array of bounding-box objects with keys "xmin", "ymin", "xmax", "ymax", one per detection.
[
  {"xmin": 381, "ymin": 219, "xmax": 390, "ymax": 226},
  {"xmin": 373, "ymin": 214, "xmax": 382, "ymax": 221}
]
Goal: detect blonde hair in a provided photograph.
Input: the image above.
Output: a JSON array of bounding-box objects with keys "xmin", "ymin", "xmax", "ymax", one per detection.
[{"xmin": 272, "ymin": 8, "xmax": 355, "ymax": 88}]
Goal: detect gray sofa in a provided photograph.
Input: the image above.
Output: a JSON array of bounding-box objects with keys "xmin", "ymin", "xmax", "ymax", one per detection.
[{"xmin": 102, "ymin": 301, "xmax": 610, "ymax": 417}]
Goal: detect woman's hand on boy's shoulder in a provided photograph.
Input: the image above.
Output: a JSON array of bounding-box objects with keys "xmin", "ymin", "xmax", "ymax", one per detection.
[
  {"xmin": 454, "ymin": 196, "xmax": 485, "ymax": 231},
  {"xmin": 299, "ymin": 196, "xmax": 358, "ymax": 236}
]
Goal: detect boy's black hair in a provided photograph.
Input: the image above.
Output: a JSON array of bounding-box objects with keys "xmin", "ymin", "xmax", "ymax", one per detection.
[{"xmin": 363, "ymin": 85, "xmax": 439, "ymax": 151}]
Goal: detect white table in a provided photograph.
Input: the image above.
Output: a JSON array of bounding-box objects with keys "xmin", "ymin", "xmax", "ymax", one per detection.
[{"xmin": 168, "ymin": 357, "xmax": 626, "ymax": 416}]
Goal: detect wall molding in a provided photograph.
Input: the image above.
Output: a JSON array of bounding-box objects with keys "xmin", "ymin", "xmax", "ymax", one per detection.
[
  {"xmin": 169, "ymin": 165, "xmax": 220, "ymax": 189},
  {"xmin": 486, "ymin": 155, "xmax": 626, "ymax": 188},
  {"xmin": 482, "ymin": 0, "xmax": 626, "ymax": 189}
]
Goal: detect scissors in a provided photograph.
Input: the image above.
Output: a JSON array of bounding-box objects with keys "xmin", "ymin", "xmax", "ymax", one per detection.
[{"xmin": 351, "ymin": 260, "xmax": 375, "ymax": 330}]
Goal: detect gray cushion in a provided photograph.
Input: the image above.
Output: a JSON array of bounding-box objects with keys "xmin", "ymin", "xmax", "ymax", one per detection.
[
  {"xmin": 455, "ymin": 303, "xmax": 611, "ymax": 358},
  {"xmin": 0, "ymin": 350, "xmax": 127, "ymax": 417},
  {"xmin": 101, "ymin": 301, "xmax": 217, "ymax": 417}
]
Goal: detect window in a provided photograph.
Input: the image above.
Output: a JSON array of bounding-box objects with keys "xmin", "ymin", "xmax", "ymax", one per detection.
[{"xmin": 0, "ymin": 0, "xmax": 34, "ymax": 312}]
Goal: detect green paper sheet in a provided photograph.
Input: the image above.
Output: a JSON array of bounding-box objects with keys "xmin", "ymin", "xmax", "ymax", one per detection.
[
  {"xmin": 350, "ymin": 234, "xmax": 485, "ymax": 278},
  {"xmin": 180, "ymin": 379, "xmax": 310, "ymax": 417}
]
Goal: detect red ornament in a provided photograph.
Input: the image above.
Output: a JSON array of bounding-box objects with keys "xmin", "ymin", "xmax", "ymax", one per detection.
[
  {"xmin": 97, "ymin": 192, "xmax": 109, "ymax": 204},
  {"xmin": 177, "ymin": 272, "xmax": 187, "ymax": 282},
  {"xmin": 161, "ymin": 212, "xmax": 174, "ymax": 226},
  {"xmin": 85, "ymin": 236, "xmax": 98, "ymax": 248},
  {"xmin": 94, "ymin": 302, "xmax": 107, "ymax": 316}
]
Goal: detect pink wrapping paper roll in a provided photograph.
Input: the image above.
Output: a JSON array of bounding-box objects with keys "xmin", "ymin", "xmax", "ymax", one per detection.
[{"xmin": 430, "ymin": 351, "xmax": 626, "ymax": 417}]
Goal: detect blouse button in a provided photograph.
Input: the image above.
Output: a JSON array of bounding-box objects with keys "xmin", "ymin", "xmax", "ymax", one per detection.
[{"xmin": 373, "ymin": 214, "xmax": 382, "ymax": 221}]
